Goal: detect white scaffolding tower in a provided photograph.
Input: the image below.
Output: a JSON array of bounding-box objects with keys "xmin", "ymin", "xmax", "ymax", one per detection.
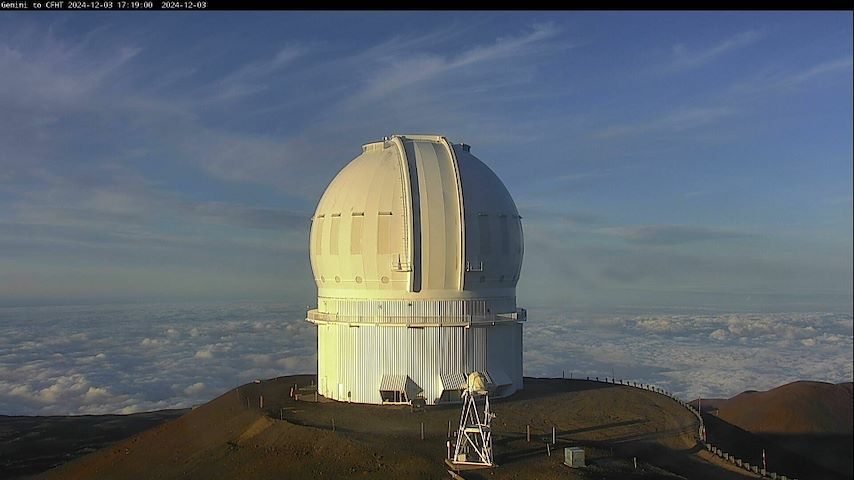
[{"xmin": 450, "ymin": 372, "xmax": 495, "ymax": 467}]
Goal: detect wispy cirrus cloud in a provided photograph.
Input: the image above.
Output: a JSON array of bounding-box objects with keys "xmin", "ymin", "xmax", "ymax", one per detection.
[
  {"xmin": 1, "ymin": 21, "xmax": 577, "ymax": 305},
  {"xmin": 346, "ymin": 22, "xmax": 566, "ymax": 105},
  {"xmin": 518, "ymin": 204, "xmax": 601, "ymax": 228},
  {"xmin": 0, "ymin": 38, "xmax": 141, "ymax": 106},
  {"xmin": 591, "ymin": 106, "xmax": 735, "ymax": 139},
  {"xmin": 553, "ymin": 171, "xmax": 612, "ymax": 183},
  {"xmin": 0, "ymin": 14, "xmax": 850, "ymax": 310},
  {"xmin": 208, "ymin": 44, "xmax": 308, "ymax": 102},
  {"xmin": 591, "ymin": 38, "xmax": 848, "ymax": 143},
  {"xmin": 5, "ymin": 164, "xmax": 308, "ymax": 232},
  {"xmin": 600, "ymin": 224, "xmax": 753, "ymax": 245},
  {"xmin": 776, "ymin": 56, "xmax": 853, "ymax": 87},
  {"xmin": 730, "ymin": 56, "xmax": 854, "ymax": 95},
  {"xmin": 664, "ymin": 30, "xmax": 765, "ymax": 72}
]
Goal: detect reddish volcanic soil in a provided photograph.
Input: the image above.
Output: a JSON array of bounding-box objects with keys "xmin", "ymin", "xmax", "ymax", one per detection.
[
  {"xmin": 0, "ymin": 409, "xmax": 187, "ymax": 479},
  {"xmin": 709, "ymin": 381, "xmax": 852, "ymax": 435},
  {"xmin": 30, "ymin": 375, "xmax": 757, "ymax": 480},
  {"xmin": 694, "ymin": 381, "xmax": 853, "ymax": 480}
]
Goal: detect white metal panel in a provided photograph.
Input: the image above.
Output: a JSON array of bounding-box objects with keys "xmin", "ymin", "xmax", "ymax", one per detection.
[
  {"xmin": 465, "ymin": 325, "xmax": 488, "ymax": 374},
  {"xmin": 440, "ymin": 326, "xmax": 466, "ymax": 375},
  {"xmin": 314, "ymin": 322, "xmax": 522, "ymax": 405},
  {"xmin": 379, "ymin": 374, "xmax": 407, "ymax": 391},
  {"xmin": 440, "ymin": 371, "xmax": 467, "ymax": 390},
  {"xmin": 410, "ymin": 139, "xmax": 462, "ymax": 291}
]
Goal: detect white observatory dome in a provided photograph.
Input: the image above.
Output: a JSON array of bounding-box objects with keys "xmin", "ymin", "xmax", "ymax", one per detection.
[
  {"xmin": 307, "ymin": 134, "xmax": 526, "ymax": 405},
  {"xmin": 309, "ymin": 134, "xmax": 523, "ymax": 303}
]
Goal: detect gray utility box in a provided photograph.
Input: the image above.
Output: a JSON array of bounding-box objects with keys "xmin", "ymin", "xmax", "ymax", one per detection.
[{"xmin": 564, "ymin": 447, "xmax": 585, "ymax": 468}]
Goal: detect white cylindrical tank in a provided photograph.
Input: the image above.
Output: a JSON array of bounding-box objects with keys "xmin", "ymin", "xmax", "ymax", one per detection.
[{"xmin": 306, "ymin": 134, "xmax": 525, "ymax": 405}]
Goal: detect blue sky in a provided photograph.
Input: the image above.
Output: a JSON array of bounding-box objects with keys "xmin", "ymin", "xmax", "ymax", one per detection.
[{"xmin": 0, "ymin": 12, "xmax": 851, "ymax": 311}]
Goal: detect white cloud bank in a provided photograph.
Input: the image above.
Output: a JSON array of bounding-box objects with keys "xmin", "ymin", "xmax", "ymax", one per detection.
[
  {"xmin": 525, "ymin": 309, "xmax": 853, "ymax": 399},
  {"xmin": 0, "ymin": 303, "xmax": 850, "ymax": 415},
  {"xmin": 0, "ymin": 303, "xmax": 316, "ymax": 415}
]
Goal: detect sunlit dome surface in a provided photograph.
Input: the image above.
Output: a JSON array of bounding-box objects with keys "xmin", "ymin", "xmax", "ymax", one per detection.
[
  {"xmin": 306, "ymin": 134, "xmax": 526, "ymax": 405},
  {"xmin": 309, "ymin": 134, "xmax": 523, "ymax": 302}
]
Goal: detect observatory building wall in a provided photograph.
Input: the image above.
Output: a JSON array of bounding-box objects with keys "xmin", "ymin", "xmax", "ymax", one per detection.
[
  {"xmin": 306, "ymin": 135, "xmax": 526, "ymax": 405},
  {"xmin": 316, "ymin": 322, "xmax": 522, "ymax": 404}
]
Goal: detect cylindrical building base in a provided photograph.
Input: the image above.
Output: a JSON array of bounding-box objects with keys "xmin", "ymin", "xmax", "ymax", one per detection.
[{"xmin": 315, "ymin": 322, "xmax": 523, "ymax": 405}]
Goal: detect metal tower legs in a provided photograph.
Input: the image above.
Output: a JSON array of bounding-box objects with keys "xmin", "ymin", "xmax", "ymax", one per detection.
[{"xmin": 451, "ymin": 392, "xmax": 494, "ymax": 466}]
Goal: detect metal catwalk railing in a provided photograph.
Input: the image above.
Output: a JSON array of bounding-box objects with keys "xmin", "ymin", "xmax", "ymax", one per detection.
[
  {"xmin": 306, "ymin": 308, "xmax": 526, "ymax": 326},
  {"xmin": 583, "ymin": 375, "xmax": 797, "ymax": 480}
]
